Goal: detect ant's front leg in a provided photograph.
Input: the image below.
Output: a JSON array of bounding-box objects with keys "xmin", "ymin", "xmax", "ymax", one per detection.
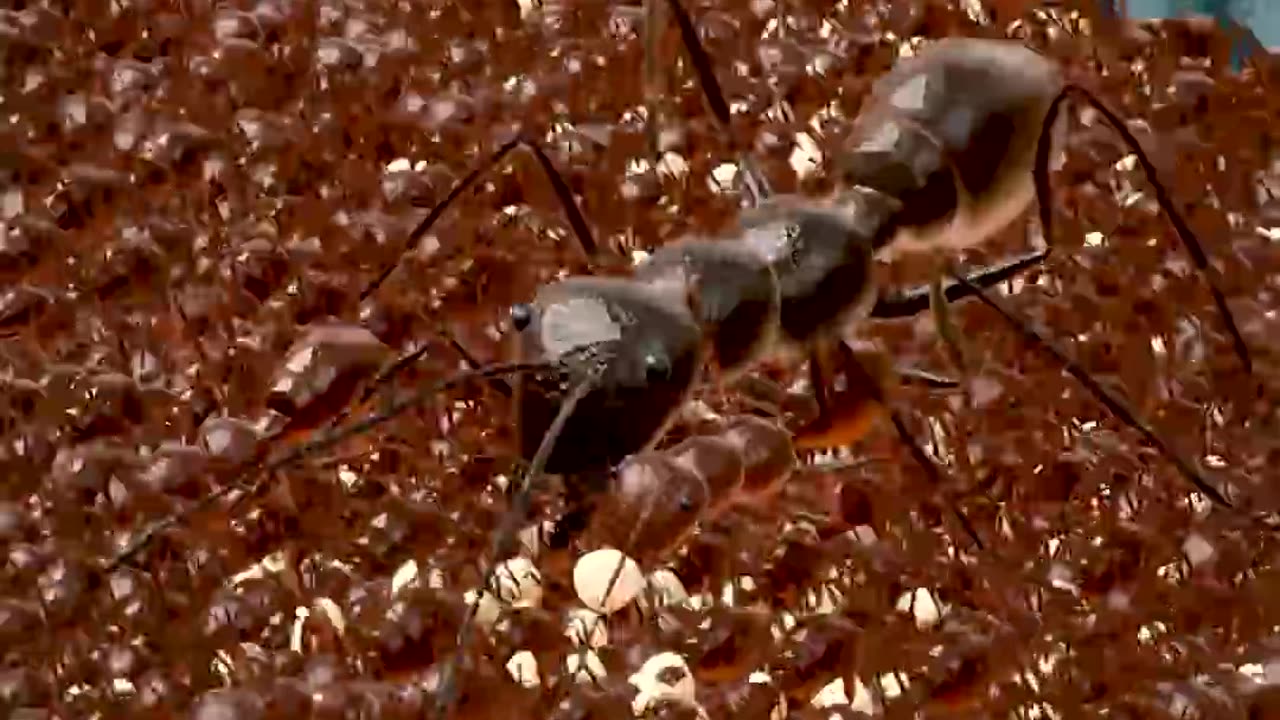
[{"xmin": 794, "ymin": 335, "xmax": 891, "ymax": 451}]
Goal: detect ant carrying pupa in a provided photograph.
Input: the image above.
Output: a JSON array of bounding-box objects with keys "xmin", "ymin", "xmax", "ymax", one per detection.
[{"xmin": 97, "ymin": 2, "xmax": 1261, "ymax": 716}]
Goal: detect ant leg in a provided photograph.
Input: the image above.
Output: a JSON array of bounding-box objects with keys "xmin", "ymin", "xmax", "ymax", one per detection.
[
  {"xmin": 360, "ymin": 134, "xmax": 605, "ymax": 302},
  {"xmin": 350, "ymin": 135, "xmax": 608, "ymax": 424},
  {"xmin": 876, "ymin": 249, "xmax": 1047, "ymax": 391},
  {"xmin": 795, "ymin": 337, "xmax": 881, "ymax": 451},
  {"xmin": 806, "ymin": 339, "xmax": 835, "ymax": 431},
  {"xmin": 1038, "ymin": 85, "xmax": 1252, "ymax": 374},
  {"xmin": 643, "ymin": 0, "xmax": 669, "ymax": 165},
  {"xmin": 894, "ymin": 366, "xmax": 960, "ymax": 390},
  {"xmin": 435, "ymin": 372, "xmax": 601, "ymax": 718},
  {"xmin": 816, "ymin": 339, "xmax": 984, "ymax": 549},
  {"xmin": 521, "ymin": 140, "xmax": 602, "ymax": 261},
  {"xmin": 929, "ymin": 268, "xmax": 973, "ymax": 378},
  {"xmin": 947, "ymin": 268, "xmax": 1231, "ymax": 507},
  {"xmin": 104, "ymin": 361, "xmax": 552, "ymax": 572},
  {"xmin": 661, "ymin": 0, "xmax": 771, "ymax": 204},
  {"xmin": 329, "ymin": 328, "xmax": 515, "ymax": 435},
  {"xmin": 870, "ymin": 248, "xmax": 1048, "ymax": 319}
]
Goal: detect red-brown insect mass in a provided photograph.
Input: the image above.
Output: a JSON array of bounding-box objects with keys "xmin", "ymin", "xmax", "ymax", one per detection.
[{"xmin": 2, "ymin": 1, "xmax": 1279, "ymax": 718}]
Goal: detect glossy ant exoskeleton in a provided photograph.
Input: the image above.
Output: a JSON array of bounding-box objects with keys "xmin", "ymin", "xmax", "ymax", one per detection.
[{"xmin": 100, "ymin": 5, "xmax": 1257, "ymax": 716}]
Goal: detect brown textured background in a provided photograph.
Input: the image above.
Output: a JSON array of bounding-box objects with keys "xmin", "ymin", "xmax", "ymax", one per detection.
[{"xmin": 3, "ymin": 0, "xmax": 1280, "ymax": 717}]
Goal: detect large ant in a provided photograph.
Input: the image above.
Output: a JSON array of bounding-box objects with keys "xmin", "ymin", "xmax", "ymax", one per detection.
[{"xmin": 102, "ymin": 3, "xmax": 1255, "ymax": 716}]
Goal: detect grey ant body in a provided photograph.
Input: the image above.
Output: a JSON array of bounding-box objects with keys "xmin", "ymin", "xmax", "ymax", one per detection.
[
  {"xmin": 842, "ymin": 38, "xmax": 1064, "ymax": 259},
  {"xmin": 510, "ymin": 38, "xmax": 1064, "ymax": 477}
]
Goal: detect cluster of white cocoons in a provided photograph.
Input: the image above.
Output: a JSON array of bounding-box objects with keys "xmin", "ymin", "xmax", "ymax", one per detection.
[{"xmin": 429, "ymin": 537, "xmax": 925, "ymax": 716}]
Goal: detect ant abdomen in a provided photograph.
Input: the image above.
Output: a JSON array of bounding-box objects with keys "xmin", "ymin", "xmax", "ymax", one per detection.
[
  {"xmin": 577, "ymin": 417, "xmax": 794, "ymax": 566},
  {"xmin": 737, "ymin": 191, "xmax": 897, "ymax": 349},
  {"xmin": 843, "ymin": 38, "xmax": 1064, "ymax": 256},
  {"xmin": 511, "ymin": 276, "xmax": 705, "ymax": 475},
  {"xmin": 632, "ymin": 239, "xmax": 780, "ymax": 376}
]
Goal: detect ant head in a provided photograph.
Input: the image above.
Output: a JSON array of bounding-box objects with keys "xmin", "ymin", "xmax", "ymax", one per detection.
[{"xmin": 510, "ymin": 276, "xmax": 706, "ymax": 475}]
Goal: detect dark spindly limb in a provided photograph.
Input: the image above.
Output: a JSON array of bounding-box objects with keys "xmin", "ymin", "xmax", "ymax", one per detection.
[
  {"xmin": 929, "ymin": 271, "xmax": 972, "ymax": 376},
  {"xmin": 794, "ymin": 337, "xmax": 883, "ymax": 451},
  {"xmin": 946, "ymin": 267, "xmax": 1231, "ymax": 507},
  {"xmin": 883, "ymin": 407, "xmax": 985, "ymax": 550},
  {"xmin": 435, "ymin": 373, "xmax": 600, "ymax": 719},
  {"xmin": 795, "ymin": 344, "xmax": 960, "ymax": 448},
  {"xmin": 361, "ymin": 136, "xmax": 518, "ymax": 301},
  {"xmin": 643, "ymin": 0, "xmax": 669, "ymax": 164},
  {"xmin": 895, "ymin": 366, "xmax": 960, "ymax": 390},
  {"xmin": 808, "ymin": 341, "xmax": 835, "ymax": 433},
  {"xmin": 793, "ymin": 340, "xmax": 982, "ymax": 549},
  {"xmin": 870, "ymin": 249, "xmax": 1049, "ymax": 319},
  {"xmin": 522, "ymin": 141, "xmax": 601, "ymax": 259},
  {"xmin": 328, "ymin": 328, "xmax": 514, "ymax": 434},
  {"xmin": 832, "ymin": 340, "xmax": 984, "ymax": 549},
  {"xmin": 104, "ymin": 361, "xmax": 551, "ymax": 573},
  {"xmin": 1035, "ymin": 85, "xmax": 1252, "ymax": 374},
  {"xmin": 661, "ymin": 0, "xmax": 771, "ymax": 203},
  {"xmin": 661, "ymin": 0, "xmax": 731, "ymax": 129},
  {"xmin": 360, "ymin": 135, "xmax": 602, "ymax": 302}
]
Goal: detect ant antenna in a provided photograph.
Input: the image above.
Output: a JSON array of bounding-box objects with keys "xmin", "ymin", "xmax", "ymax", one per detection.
[
  {"xmin": 360, "ymin": 135, "xmax": 603, "ymax": 302},
  {"xmin": 103, "ymin": 361, "xmax": 554, "ymax": 572},
  {"xmin": 1034, "ymin": 84, "xmax": 1253, "ymax": 374},
  {"xmin": 433, "ymin": 371, "xmax": 601, "ymax": 719},
  {"xmin": 946, "ymin": 268, "xmax": 1231, "ymax": 507}
]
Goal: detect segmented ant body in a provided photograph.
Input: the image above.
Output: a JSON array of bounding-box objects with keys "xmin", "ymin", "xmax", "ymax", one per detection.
[
  {"xmin": 425, "ymin": 25, "xmax": 1246, "ymax": 715},
  {"xmin": 511, "ymin": 189, "xmax": 900, "ymax": 477},
  {"xmin": 505, "ymin": 28, "xmax": 1242, "ymax": 506},
  {"xmin": 509, "ymin": 38, "xmax": 1067, "ymax": 479},
  {"xmin": 99, "ymin": 9, "xmax": 1258, "ymax": 718}
]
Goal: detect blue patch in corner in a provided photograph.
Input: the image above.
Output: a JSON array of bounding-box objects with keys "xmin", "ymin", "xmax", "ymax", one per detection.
[{"xmin": 1107, "ymin": 0, "xmax": 1275, "ymax": 69}]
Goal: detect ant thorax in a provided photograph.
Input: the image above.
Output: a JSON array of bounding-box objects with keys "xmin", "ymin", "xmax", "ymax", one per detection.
[
  {"xmin": 633, "ymin": 239, "xmax": 780, "ymax": 376},
  {"xmin": 736, "ymin": 192, "xmax": 894, "ymax": 348}
]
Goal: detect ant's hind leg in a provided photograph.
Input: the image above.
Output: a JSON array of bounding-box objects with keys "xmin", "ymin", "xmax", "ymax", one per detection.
[
  {"xmin": 642, "ymin": 0, "xmax": 670, "ymax": 165},
  {"xmin": 793, "ymin": 338, "xmax": 890, "ymax": 452},
  {"xmin": 947, "ymin": 268, "xmax": 1232, "ymax": 507},
  {"xmin": 928, "ymin": 268, "xmax": 973, "ymax": 378},
  {"xmin": 870, "ymin": 248, "xmax": 1048, "ymax": 319},
  {"xmin": 795, "ymin": 339, "xmax": 984, "ymax": 549}
]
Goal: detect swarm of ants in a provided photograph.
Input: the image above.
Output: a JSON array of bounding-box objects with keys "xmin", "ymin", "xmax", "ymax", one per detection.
[{"xmin": 4, "ymin": 0, "xmax": 1280, "ymax": 717}]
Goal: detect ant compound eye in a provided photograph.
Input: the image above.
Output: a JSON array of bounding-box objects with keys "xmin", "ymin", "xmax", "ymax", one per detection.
[
  {"xmin": 678, "ymin": 494, "xmax": 697, "ymax": 513},
  {"xmin": 510, "ymin": 303, "xmax": 534, "ymax": 332},
  {"xmin": 644, "ymin": 352, "xmax": 671, "ymax": 383}
]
